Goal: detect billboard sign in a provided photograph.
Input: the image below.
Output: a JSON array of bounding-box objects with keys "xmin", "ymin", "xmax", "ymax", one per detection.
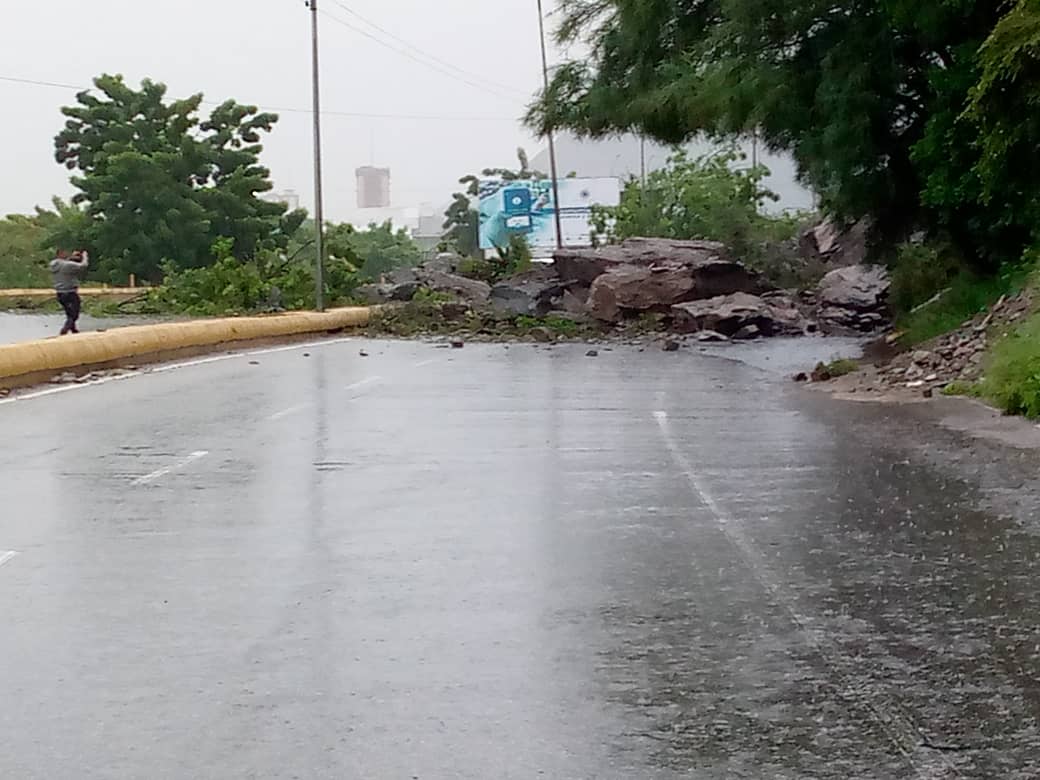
[{"xmin": 477, "ymin": 177, "xmax": 621, "ymax": 252}]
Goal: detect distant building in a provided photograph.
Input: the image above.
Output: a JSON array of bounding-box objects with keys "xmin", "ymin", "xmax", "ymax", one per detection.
[
  {"xmin": 356, "ymin": 166, "xmax": 392, "ymax": 209},
  {"xmin": 262, "ymin": 189, "xmax": 301, "ymax": 211},
  {"xmin": 413, "ymin": 203, "xmax": 448, "ymax": 253},
  {"xmin": 530, "ymin": 133, "xmax": 815, "ymax": 213}
]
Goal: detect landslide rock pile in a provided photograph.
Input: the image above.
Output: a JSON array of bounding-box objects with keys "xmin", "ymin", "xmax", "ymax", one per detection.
[{"xmin": 362, "ymin": 235, "xmax": 894, "ymax": 340}]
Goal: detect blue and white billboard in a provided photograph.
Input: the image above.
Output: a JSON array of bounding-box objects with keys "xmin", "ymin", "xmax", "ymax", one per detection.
[{"xmin": 477, "ymin": 177, "xmax": 621, "ymax": 252}]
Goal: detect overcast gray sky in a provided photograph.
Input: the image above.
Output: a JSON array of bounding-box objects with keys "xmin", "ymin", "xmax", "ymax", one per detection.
[{"xmin": 0, "ymin": 0, "xmax": 560, "ymax": 222}]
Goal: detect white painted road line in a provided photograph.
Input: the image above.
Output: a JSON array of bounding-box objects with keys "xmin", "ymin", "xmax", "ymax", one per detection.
[
  {"xmin": 267, "ymin": 403, "xmax": 309, "ymax": 421},
  {"xmin": 345, "ymin": 376, "xmax": 382, "ymax": 392},
  {"xmin": 0, "ymin": 335, "xmax": 360, "ymax": 407},
  {"xmin": 0, "ymin": 551, "xmax": 19, "ymax": 569},
  {"xmin": 652, "ymin": 410, "xmax": 961, "ymax": 780},
  {"xmin": 132, "ymin": 450, "xmax": 210, "ymax": 486},
  {"xmin": 1, "ymin": 340, "xmax": 442, "ymax": 412}
]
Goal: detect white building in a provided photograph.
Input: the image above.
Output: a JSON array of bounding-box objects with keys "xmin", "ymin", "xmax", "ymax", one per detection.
[{"xmin": 530, "ymin": 133, "xmax": 815, "ymax": 213}]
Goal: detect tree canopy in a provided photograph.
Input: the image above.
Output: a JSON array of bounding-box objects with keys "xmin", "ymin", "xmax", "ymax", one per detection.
[
  {"xmin": 55, "ymin": 74, "xmax": 304, "ymax": 282},
  {"xmin": 528, "ymin": 0, "xmax": 1018, "ymax": 265}
]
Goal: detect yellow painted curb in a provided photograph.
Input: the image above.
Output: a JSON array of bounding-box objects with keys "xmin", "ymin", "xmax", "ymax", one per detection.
[
  {"xmin": 0, "ymin": 288, "xmax": 142, "ymax": 298},
  {"xmin": 0, "ymin": 307, "xmax": 370, "ymax": 383}
]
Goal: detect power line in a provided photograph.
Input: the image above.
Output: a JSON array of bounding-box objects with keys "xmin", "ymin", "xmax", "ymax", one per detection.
[
  {"xmin": 327, "ymin": 0, "xmax": 529, "ymax": 98},
  {"xmin": 0, "ymin": 74, "xmax": 520, "ymax": 122},
  {"xmin": 317, "ymin": 8, "xmax": 527, "ymax": 103}
]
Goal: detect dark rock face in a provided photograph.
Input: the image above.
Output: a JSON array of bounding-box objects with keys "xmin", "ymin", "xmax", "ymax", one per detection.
[
  {"xmin": 559, "ymin": 239, "xmax": 767, "ymax": 323},
  {"xmin": 554, "ymin": 238, "xmax": 737, "ymax": 285},
  {"xmin": 815, "ymin": 264, "xmax": 891, "ymax": 332},
  {"xmin": 490, "ymin": 266, "xmax": 566, "ymax": 317}
]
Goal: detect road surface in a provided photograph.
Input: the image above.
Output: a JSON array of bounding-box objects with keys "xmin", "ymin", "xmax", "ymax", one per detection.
[
  {"xmin": 1, "ymin": 338, "xmax": 1039, "ymax": 779},
  {"xmin": 0, "ymin": 312, "xmax": 156, "ymax": 346}
]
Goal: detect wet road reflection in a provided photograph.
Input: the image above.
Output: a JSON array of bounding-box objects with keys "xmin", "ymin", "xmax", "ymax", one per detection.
[{"xmin": 0, "ymin": 339, "xmax": 1037, "ymax": 778}]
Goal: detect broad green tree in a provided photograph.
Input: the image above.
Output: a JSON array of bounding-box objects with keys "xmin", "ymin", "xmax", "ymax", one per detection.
[
  {"xmin": 968, "ymin": 0, "xmax": 1040, "ymax": 253},
  {"xmin": 55, "ymin": 74, "xmax": 303, "ymax": 283},
  {"xmin": 528, "ymin": 0, "xmax": 1004, "ymax": 259}
]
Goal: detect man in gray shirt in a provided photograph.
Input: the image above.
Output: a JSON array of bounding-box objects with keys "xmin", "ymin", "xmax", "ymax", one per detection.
[{"xmin": 50, "ymin": 249, "xmax": 89, "ymax": 335}]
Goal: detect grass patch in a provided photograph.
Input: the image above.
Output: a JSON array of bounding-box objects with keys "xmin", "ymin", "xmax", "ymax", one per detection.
[
  {"xmin": 812, "ymin": 358, "xmax": 859, "ymax": 381},
  {"xmin": 897, "ymin": 267, "xmax": 1030, "ymax": 346},
  {"xmin": 978, "ymin": 308, "xmax": 1040, "ymax": 418},
  {"xmin": 825, "ymin": 358, "xmax": 859, "ymax": 377},
  {"xmin": 941, "ymin": 381, "xmax": 980, "ymax": 397},
  {"xmin": 515, "ymin": 314, "xmax": 583, "ymax": 338}
]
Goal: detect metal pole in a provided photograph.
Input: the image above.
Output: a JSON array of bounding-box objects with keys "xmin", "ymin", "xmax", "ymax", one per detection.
[
  {"xmin": 537, "ymin": 0, "xmax": 564, "ymax": 251},
  {"xmin": 640, "ymin": 135, "xmax": 647, "ymax": 188},
  {"xmin": 310, "ymin": 0, "xmax": 326, "ymax": 311}
]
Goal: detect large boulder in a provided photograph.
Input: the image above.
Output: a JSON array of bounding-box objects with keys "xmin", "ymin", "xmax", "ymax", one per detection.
[
  {"xmin": 587, "ymin": 262, "xmax": 699, "ymax": 322},
  {"xmin": 567, "ymin": 239, "xmax": 767, "ymax": 322},
  {"xmin": 553, "ymin": 237, "xmax": 734, "ymax": 285},
  {"xmin": 490, "ymin": 265, "xmax": 566, "ymax": 317},
  {"xmin": 815, "ymin": 264, "xmax": 890, "ymax": 331},
  {"xmin": 672, "ymin": 292, "xmax": 810, "ymax": 337}
]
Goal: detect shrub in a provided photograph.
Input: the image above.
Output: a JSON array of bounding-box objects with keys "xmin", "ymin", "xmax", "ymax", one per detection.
[
  {"xmin": 147, "ymin": 258, "xmax": 270, "ymax": 315},
  {"xmin": 145, "ymin": 248, "xmax": 359, "ymax": 316},
  {"xmin": 0, "ymin": 214, "xmax": 51, "ymax": 288}
]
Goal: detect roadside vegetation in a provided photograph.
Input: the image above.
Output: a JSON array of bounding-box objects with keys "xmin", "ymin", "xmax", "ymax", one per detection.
[
  {"xmin": 524, "ymin": 0, "xmax": 1040, "ymax": 417},
  {"xmin": 890, "ymin": 245, "xmax": 1034, "ymax": 346},
  {"xmin": 589, "ymin": 150, "xmax": 815, "ymax": 287},
  {"xmin": 0, "ymin": 75, "xmax": 429, "ymax": 317}
]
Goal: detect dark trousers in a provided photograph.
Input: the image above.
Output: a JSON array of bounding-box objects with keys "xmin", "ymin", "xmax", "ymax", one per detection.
[{"xmin": 57, "ymin": 291, "xmax": 81, "ymax": 335}]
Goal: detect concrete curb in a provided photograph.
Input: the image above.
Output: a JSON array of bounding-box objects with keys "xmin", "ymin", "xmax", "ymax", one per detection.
[
  {"xmin": 0, "ymin": 288, "xmax": 141, "ymax": 299},
  {"xmin": 0, "ymin": 307, "xmax": 371, "ymax": 388}
]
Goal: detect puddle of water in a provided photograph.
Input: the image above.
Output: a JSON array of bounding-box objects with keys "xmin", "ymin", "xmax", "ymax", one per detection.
[{"xmin": 699, "ymin": 335, "xmax": 867, "ymax": 376}]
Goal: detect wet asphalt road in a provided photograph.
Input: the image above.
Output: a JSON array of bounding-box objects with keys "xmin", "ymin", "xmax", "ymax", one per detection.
[{"xmin": 1, "ymin": 338, "xmax": 1039, "ymax": 779}]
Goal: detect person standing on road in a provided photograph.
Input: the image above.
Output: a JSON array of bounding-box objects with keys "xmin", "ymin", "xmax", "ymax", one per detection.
[{"xmin": 50, "ymin": 249, "xmax": 89, "ymax": 336}]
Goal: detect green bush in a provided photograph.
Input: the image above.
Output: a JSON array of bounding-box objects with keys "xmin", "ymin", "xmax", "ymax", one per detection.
[
  {"xmin": 0, "ymin": 214, "xmax": 51, "ymax": 288},
  {"xmin": 144, "ymin": 239, "xmax": 359, "ymax": 316},
  {"xmin": 147, "ymin": 258, "xmax": 270, "ymax": 315},
  {"xmin": 980, "ymin": 306, "xmax": 1040, "ymax": 418}
]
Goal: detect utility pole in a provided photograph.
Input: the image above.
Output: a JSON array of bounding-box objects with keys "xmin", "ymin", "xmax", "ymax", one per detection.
[
  {"xmin": 537, "ymin": 0, "xmax": 564, "ymax": 251},
  {"xmin": 308, "ymin": 0, "xmax": 326, "ymax": 311},
  {"xmin": 640, "ymin": 135, "xmax": 647, "ymax": 188}
]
